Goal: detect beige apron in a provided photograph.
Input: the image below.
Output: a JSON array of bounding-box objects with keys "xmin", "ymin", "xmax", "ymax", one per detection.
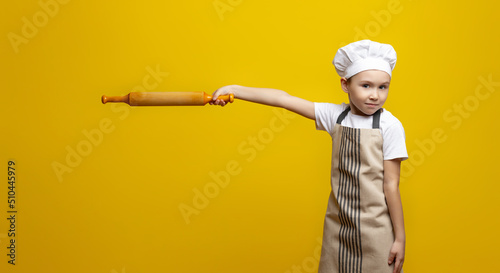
[{"xmin": 318, "ymin": 107, "xmax": 398, "ymax": 273}]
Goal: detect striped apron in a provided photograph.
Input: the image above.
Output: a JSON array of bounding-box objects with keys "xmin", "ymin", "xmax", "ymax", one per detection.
[{"xmin": 318, "ymin": 107, "xmax": 398, "ymax": 273}]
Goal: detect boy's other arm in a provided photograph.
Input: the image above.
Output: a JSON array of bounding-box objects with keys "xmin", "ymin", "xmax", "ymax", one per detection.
[
  {"xmin": 383, "ymin": 159, "xmax": 405, "ymax": 273},
  {"xmin": 210, "ymin": 85, "xmax": 315, "ymax": 120}
]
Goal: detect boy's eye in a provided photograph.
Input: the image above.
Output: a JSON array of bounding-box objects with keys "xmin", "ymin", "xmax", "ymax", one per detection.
[
  {"xmin": 362, "ymin": 84, "xmax": 369, "ymax": 88},
  {"xmin": 379, "ymin": 85, "xmax": 387, "ymax": 90}
]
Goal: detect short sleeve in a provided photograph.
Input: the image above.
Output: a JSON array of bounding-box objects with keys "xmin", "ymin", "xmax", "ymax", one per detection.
[
  {"xmin": 382, "ymin": 119, "xmax": 408, "ymax": 161},
  {"xmin": 314, "ymin": 102, "xmax": 345, "ymax": 136}
]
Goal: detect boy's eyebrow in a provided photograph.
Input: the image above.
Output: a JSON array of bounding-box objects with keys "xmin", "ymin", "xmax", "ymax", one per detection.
[{"xmin": 359, "ymin": 80, "xmax": 391, "ymax": 85}]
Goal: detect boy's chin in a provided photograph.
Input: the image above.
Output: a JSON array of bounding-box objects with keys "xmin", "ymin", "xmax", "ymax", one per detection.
[
  {"xmin": 358, "ymin": 107, "xmax": 381, "ymax": 116},
  {"xmin": 349, "ymin": 102, "xmax": 382, "ymax": 116}
]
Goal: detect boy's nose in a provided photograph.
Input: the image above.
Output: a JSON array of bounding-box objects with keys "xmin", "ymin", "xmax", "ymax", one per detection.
[{"xmin": 369, "ymin": 90, "xmax": 379, "ymax": 100}]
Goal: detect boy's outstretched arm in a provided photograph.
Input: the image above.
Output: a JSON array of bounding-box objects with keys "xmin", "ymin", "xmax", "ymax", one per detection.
[{"xmin": 210, "ymin": 85, "xmax": 315, "ymax": 120}]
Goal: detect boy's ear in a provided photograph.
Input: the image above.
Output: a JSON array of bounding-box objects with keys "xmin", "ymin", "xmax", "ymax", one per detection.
[{"xmin": 340, "ymin": 77, "xmax": 349, "ymax": 93}]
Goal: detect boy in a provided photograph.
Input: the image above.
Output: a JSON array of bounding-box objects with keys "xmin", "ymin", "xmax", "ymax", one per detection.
[{"xmin": 210, "ymin": 40, "xmax": 407, "ymax": 273}]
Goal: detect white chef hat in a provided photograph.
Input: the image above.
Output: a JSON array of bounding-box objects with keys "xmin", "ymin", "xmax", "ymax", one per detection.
[{"xmin": 333, "ymin": 40, "xmax": 397, "ymax": 79}]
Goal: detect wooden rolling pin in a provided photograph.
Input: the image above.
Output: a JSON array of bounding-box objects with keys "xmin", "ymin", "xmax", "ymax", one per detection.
[{"xmin": 101, "ymin": 92, "xmax": 234, "ymax": 106}]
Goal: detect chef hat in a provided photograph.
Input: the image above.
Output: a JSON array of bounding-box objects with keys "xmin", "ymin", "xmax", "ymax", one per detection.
[{"xmin": 333, "ymin": 40, "xmax": 397, "ymax": 79}]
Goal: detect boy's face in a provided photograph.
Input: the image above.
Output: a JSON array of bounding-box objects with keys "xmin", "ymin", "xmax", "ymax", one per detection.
[{"xmin": 341, "ymin": 70, "xmax": 391, "ymax": 116}]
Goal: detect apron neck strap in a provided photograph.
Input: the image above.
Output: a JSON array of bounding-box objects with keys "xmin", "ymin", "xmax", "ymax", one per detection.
[
  {"xmin": 336, "ymin": 106, "xmax": 382, "ymax": 129},
  {"xmin": 372, "ymin": 108, "xmax": 381, "ymax": 129}
]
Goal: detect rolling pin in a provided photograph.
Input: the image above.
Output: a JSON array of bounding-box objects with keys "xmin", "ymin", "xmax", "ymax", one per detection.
[{"xmin": 101, "ymin": 92, "xmax": 234, "ymax": 106}]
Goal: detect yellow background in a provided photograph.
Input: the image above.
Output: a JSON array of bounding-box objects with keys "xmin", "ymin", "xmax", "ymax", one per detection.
[{"xmin": 1, "ymin": 0, "xmax": 499, "ymax": 272}]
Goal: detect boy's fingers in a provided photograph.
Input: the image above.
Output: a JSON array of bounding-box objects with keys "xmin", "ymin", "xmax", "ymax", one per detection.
[
  {"xmin": 395, "ymin": 262, "xmax": 401, "ymax": 273},
  {"xmin": 388, "ymin": 252, "xmax": 395, "ymax": 265},
  {"xmin": 393, "ymin": 256, "xmax": 403, "ymax": 273},
  {"xmin": 212, "ymin": 89, "xmax": 221, "ymax": 101}
]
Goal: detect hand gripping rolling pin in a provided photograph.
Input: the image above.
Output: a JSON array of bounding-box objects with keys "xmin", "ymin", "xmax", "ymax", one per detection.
[{"xmin": 101, "ymin": 92, "xmax": 234, "ymax": 106}]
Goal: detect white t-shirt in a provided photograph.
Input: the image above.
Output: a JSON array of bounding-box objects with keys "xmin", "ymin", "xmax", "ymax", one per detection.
[{"xmin": 315, "ymin": 102, "xmax": 408, "ymax": 161}]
